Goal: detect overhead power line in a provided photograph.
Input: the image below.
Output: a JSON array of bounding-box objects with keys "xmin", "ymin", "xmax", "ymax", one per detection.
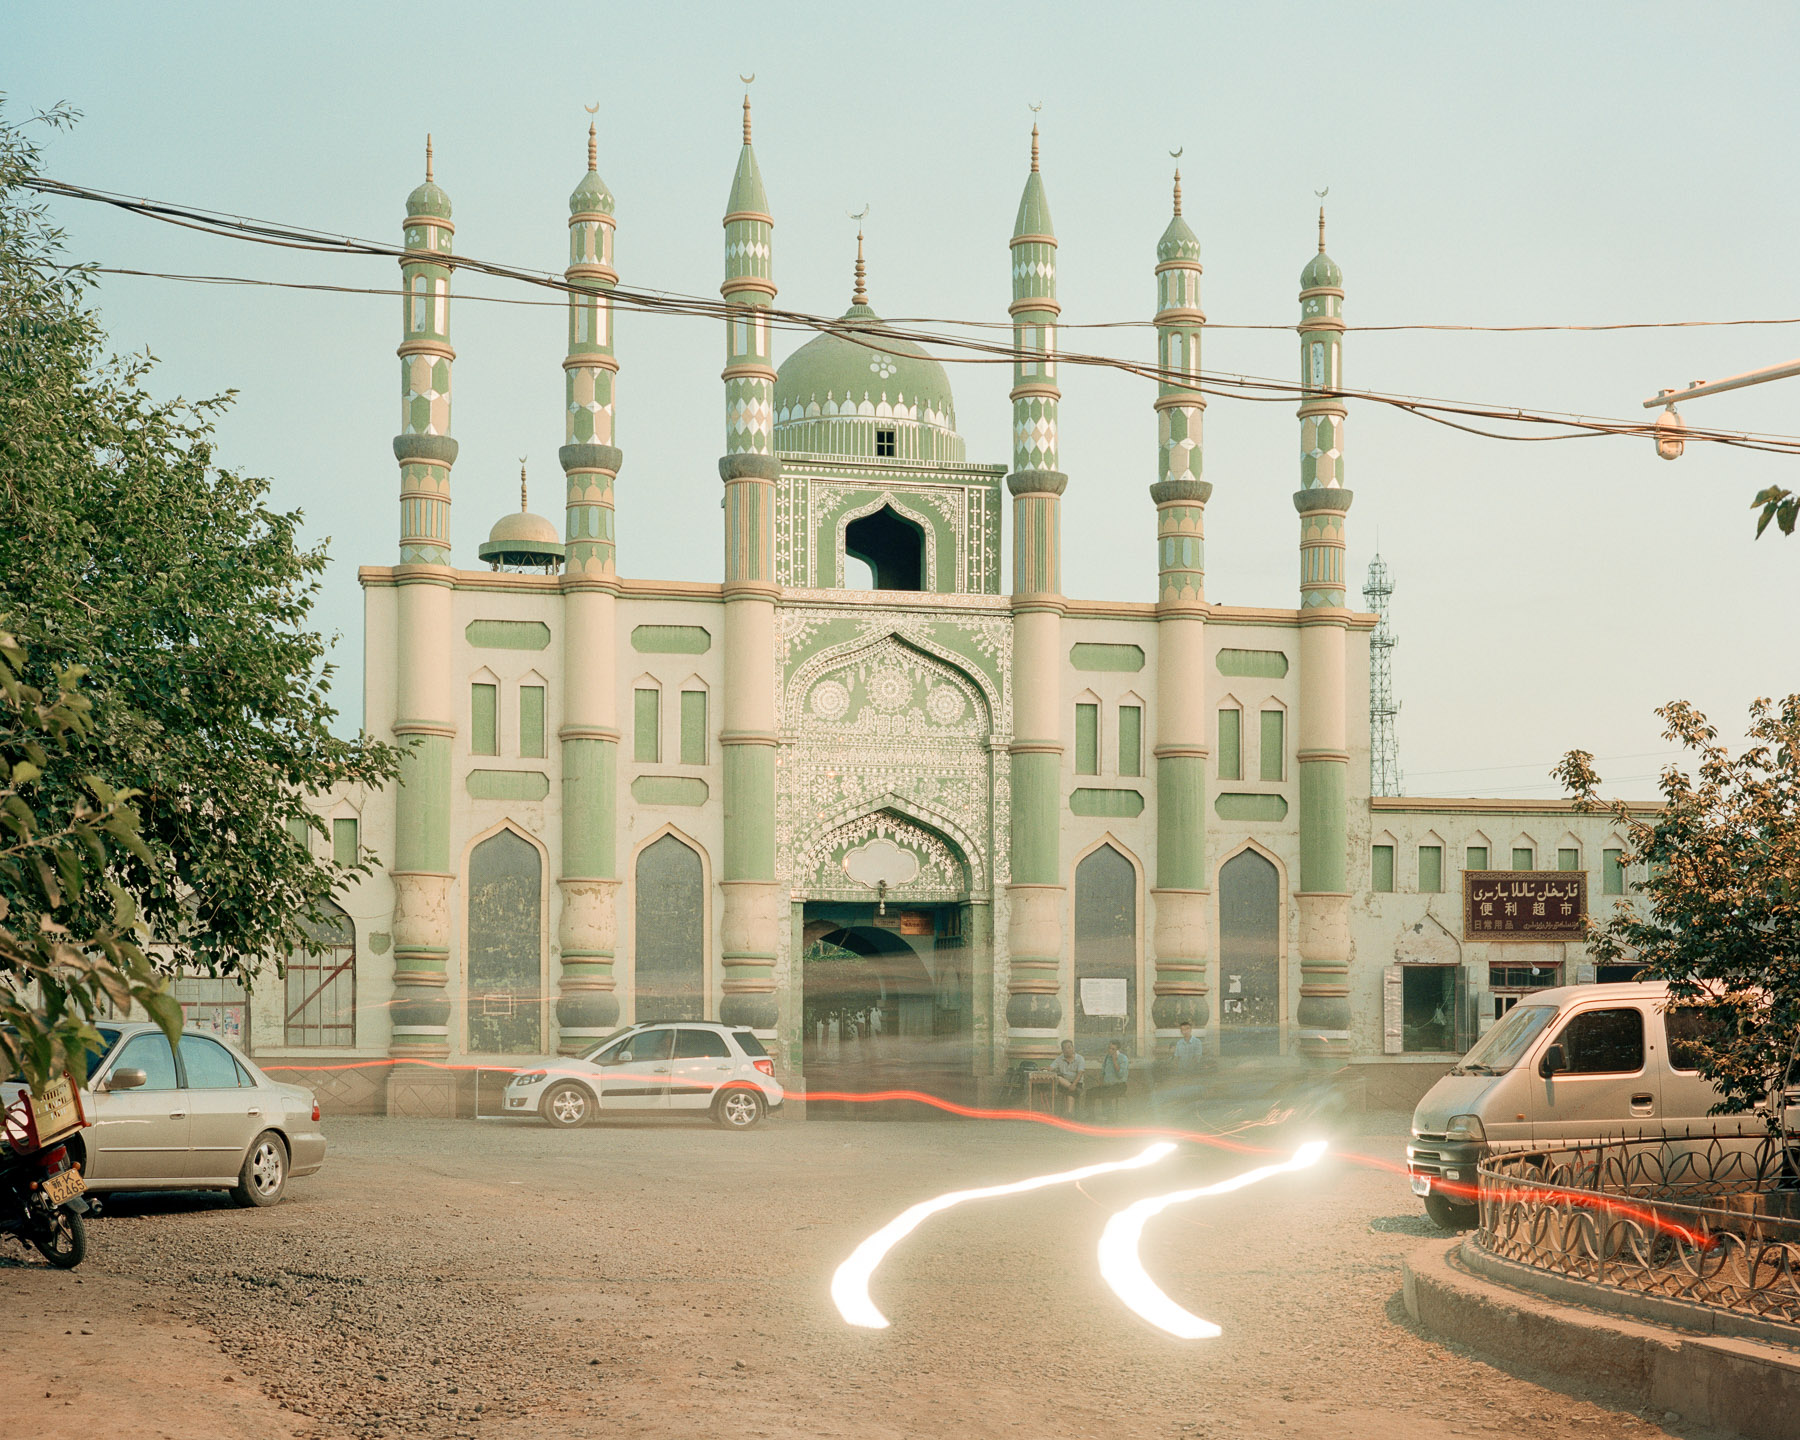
[{"xmin": 31, "ymin": 176, "xmax": 1800, "ymax": 458}]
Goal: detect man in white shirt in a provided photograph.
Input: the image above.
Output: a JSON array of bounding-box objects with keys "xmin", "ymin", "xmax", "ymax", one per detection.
[
  {"xmin": 1048, "ymin": 1039, "xmax": 1086, "ymax": 1115},
  {"xmin": 1160, "ymin": 1020, "xmax": 1205, "ymax": 1120}
]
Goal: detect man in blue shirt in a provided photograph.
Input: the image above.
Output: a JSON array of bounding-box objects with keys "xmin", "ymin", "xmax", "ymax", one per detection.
[
  {"xmin": 1159, "ymin": 1020, "xmax": 1205, "ymax": 1120},
  {"xmin": 1089, "ymin": 1039, "xmax": 1130, "ymax": 1119}
]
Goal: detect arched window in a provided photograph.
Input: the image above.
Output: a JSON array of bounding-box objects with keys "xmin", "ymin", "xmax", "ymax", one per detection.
[
  {"xmin": 466, "ymin": 829, "xmax": 543, "ymax": 1054},
  {"xmin": 285, "ymin": 899, "xmax": 355, "ymax": 1048},
  {"xmin": 1074, "ymin": 844, "xmax": 1137, "ymax": 1056},
  {"xmin": 845, "ymin": 505, "xmax": 924, "ymax": 592},
  {"xmin": 1219, "ymin": 849, "xmax": 1280, "ymax": 1057},
  {"xmin": 635, "ymin": 833, "xmax": 705, "ymax": 1024}
]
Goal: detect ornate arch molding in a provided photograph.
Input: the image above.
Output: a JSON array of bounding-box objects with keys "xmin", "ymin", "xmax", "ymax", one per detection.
[
  {"xmin": 832, "ymin": 490, "xmax": 941, "ymax": 591},
  {"xmin": 1214, "ymin": 836, "xmax": 1290, "ymax": 895},
  {"xmin": 786, "ymin": 626, "xmax": 999, "ymax": 734},
  {"xmin": 795, "ymin": 795, "xmax": 981, "ymax": 902}
]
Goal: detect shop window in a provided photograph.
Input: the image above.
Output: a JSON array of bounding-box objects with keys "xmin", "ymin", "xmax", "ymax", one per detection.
[
  {"xmin": 1603, "ymin": 848, "xmax": 1625, "ymax": 895},
  {"xmin": 332, "ymin": 817, "xmax": 359, "ymax": 868},
  {"xmin": 1371, "ymin": 845, "xmax": 1395, "ymax": 893},
  {"xmin": 1557, "ymin": 847, "xmax": 1581, "ymax": 872},
  {"xmin": 174, "ymin": 975, "xmax": 248, "ymax": 1045},
  {"xmin": 1075, "ymin": 703, "xmax": 1099, "ymax": 776},
  {"xmin": 466, "ymin": 829, "xmax": 543, "ymax": 1054},
  {"xmin": 1512, "ymin": 847, "xmax": 1535, "ymax": 871},
  {"xmin": 1418, "ymin": 845, "xmax": 1443, "ymax": 894},
  {"xmin": 1398, "ymin": 965, "xmax": 1461, "ymax": 1053},
  {"xmin": 519, "ymin": 685, "xmax": 546, "ymax": 759},
  {"xmin": 1259, "ymin": 710, "xmax": 1285, "ymax": 782},
  {"xmin": 635, "ymin": 833, "xmax": 705, "ymax": 1024},
  {"xmin": 1217, "ymin": 707, "xmax": 1241, "ymax": 781},
  {"xmin": 471, "ymin": 682, "xmax": 498, "ymax": 756},
  {"xmin": 1550, "ymin": 1007, "xmax": 1644, "ymax": 1074},
  {"xmin": 680, "ymin": 690, "xmax": 708, "ymax": 766},
  {"xmin": 1489, "ymin": 961, "xmax": 1560, "ymax": 1019},
  {"xmin": 1073, "ymin": 844, "xmax": 1136, "ymax": 1055},
  {"xmin": 1118, "ymin": 705, "xmax": 1142, "ymax": 778},
  {"xmin": 633, "ymin": 687, "xmax": 661, "ymax": 763},
  {"xmin": 1466, "ymin": 845, "xmax": 1489, "ymax": 871},
  {"xmin": 285, "ymin": 899, "xmax": 356, "ymax": 1049}
]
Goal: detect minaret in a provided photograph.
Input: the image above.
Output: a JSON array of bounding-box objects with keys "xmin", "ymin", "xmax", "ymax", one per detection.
[
  {"xmin": 1148, "ymin": 164, "xmax": 1212, "ymax": 1052},
  {"xmin": 1293, "ymin": 206, "xmax": 1353, "ymax": 1060},
  {"xmin": 556, "ymin": 117, "xmax": 623, "ymax": 1053},
  {"xmin": 388, "ymin": 136, "xmax": 458, "ymax": 1067},
  {"xmin": 716, "ymin": 92, "xmax": 781, "ymax": 1035},
  {"xmin": 1004, "ymin": 124, "xmax": 1068, "ymax": 1064}
]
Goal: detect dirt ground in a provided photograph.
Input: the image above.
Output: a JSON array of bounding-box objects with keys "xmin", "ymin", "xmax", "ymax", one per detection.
[{"xmin": 0, "ymin": 1110, "xmax": 1732, "ymax": 1440}]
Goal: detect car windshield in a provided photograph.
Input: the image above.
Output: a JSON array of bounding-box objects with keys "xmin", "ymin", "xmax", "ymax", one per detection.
[{"xmin": 1453, "ymin": 1004, "xmax": 1557, "ymax": 1074}]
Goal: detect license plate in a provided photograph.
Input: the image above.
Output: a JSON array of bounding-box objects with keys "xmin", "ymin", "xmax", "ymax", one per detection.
[
  {"xmin": 1410, "ymin": 1175, "xmax": 1431, "ymax": 1197},
  {"xmin": 42, "ymin": 1169, "xmax": 84, "ymax": 1205}
]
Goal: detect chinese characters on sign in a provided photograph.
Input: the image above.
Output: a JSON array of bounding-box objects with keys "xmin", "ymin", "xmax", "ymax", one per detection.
[{"xmin": 1463, "ymin": 871, "xmax": 1587, "ymax": 942}]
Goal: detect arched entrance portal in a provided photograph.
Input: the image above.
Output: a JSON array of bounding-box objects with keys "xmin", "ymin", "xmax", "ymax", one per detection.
[
  {"xmin": 800, "ymin": 909, "xmax": 973, "ymax": 1115},
  {"xmin": 1218, "ymin": 849, "xmax": 1281, "ymax": 1057}
]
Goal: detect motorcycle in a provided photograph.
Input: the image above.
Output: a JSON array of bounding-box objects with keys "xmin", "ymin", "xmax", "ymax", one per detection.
[{"xmin": 0, "ymin": 1071, "xmax": 92, "ymax": 1269}]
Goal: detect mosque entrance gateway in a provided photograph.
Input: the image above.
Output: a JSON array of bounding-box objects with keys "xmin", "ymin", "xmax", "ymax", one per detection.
[{"xmin": 800, "ymin": 902, "xmax": 973, "ymax": 1115}]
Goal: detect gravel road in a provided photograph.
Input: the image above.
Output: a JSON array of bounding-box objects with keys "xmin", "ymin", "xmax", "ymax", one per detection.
[{"xmin": 0, "ymin": 1110, "xmax": 1730, "ymax": 1440}]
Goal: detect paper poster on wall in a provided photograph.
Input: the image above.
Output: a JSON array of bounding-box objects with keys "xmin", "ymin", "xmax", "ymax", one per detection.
[{"xmin": 1079, "ymin": 977, "xmax": 1129, "ymax": 1017}]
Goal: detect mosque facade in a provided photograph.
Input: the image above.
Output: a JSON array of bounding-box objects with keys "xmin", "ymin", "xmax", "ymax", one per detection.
[{"xmin": 233, "ymin": 106, "xmax": 1643, "ymax": 1115}]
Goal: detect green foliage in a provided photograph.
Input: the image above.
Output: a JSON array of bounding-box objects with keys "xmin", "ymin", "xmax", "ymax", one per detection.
[
  {"xmin": 0, "ymin": 628, "xmax": 180, "ymax": 1094},
  {"xmin": 1556, "ymin": 697, "xmax": 1800, "ymax": 1130},
  {"xmin": 0, "ymin": 101, "xmax": 399, "ymax": 1003},
  {"xmin": 1752, "ymin": 486, "xmax": 1798, "ymax": 540}
]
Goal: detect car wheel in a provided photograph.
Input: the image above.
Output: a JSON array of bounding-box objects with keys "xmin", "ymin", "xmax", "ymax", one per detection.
[
  {"xmin": 30, "ymin": 1207, "xmax": 86, "ymax": 1269},
  {"xmin": 543, "ymin": 1083, "xmax": 593, "ymax": 1128},
  {"xmin": 1424, "ymin": 1191, "xmax": 1478, "ymax": 1231},
  {"xmin": 231, "ymin": 1131, "xmax": 289, "ymax": 1208},
  {"xmin": 712, "ymin": 1087, "xmax": 765, "ymax": 1131}
]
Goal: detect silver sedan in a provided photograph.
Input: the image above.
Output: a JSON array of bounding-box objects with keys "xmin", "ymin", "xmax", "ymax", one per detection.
[{"xmin": 52, "ymin": 1022, "xmax": 325, "ymax": 1206}]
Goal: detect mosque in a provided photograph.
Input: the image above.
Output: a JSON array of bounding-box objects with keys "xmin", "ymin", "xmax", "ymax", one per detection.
[{"xmin": 224, "ymin": 101, "xmax": 1644, "ymax": 1115}]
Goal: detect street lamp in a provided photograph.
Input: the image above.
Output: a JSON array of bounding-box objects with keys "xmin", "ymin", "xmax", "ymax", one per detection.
[{"xmin": 1642, "ymin": 357, "xmax": 1800, "ymax": 459}]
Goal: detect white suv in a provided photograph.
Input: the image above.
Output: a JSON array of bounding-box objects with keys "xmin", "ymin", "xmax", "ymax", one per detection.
[{"xmin": 504, "ymin": 1022, "xmax": 783, "ymax": 1130}]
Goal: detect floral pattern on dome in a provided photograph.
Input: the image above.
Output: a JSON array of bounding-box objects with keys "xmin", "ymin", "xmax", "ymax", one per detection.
[{"xmin": 869, "ymin": 353, "xmax": 897, "ymax": 379}]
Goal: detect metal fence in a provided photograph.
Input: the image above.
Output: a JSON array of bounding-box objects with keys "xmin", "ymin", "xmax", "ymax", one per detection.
[{"xmin": 1476, "ymin": 1133, "xmax": 1800, "ymax": 1327}]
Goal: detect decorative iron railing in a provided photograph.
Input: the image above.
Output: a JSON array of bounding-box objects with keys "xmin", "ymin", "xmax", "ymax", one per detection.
[{"xmin": 1476, "ymin": 1133, "xmax": 1800, "ymax": 1328}]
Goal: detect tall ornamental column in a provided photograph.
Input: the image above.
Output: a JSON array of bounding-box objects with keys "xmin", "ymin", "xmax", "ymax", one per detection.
[
  {"xmin": 556, "ymin": 120, "xmax": 624, "ymax": 1054},
  {"xmin": 1293, "ymin": 208, "xmax": 1354, "ymax": 1061},
  {"xmin": 717, "ymin": 95, "xmax": 781, "ymax": 1032},
  {"xmin": 1148, "ymin": 166, "xmax": 1212, "ymax": 1054},
  {"xmin": 389, "ymin": 137, "xmax": 458, "ymax": 1064},
  {"xmin": 1004, "ymin": 125, "xmax": 1067, "ymax": 1064}
]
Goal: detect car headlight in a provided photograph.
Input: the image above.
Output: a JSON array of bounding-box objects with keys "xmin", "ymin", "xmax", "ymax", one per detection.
[
  {"xmin": 1444, "ymin": 1113, "xmax": 1487, "ymax": 1144},
  {"xmin": 512, "ymin": 1071, "xmax": 548, "ymax": 1087}
]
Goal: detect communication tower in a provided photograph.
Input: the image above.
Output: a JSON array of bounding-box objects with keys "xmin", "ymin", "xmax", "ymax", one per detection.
[{"xmin": 1364, "ymin": 554, "xmax": 1402, "ymax": 796}]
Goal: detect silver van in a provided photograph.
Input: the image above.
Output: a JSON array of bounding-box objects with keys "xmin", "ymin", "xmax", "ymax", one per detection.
[{"xmin": 1406, "ymin": 980, "xmax": 1761, "ymax": 1229}]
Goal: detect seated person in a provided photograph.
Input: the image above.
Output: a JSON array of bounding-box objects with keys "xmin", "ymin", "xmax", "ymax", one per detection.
[
  {"xmin": 1048, "ymin": 1039, "xmax": 1086, "ymax": 1114},
  {"xmin": 1087, "ymin": 1039, "xmax": 1129, "ymax": 1118}
]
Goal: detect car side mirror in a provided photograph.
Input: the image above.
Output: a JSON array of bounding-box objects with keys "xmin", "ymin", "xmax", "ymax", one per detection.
[
  {"xmin": 106, "ymin": 1067, "xmax": 148, "ymax": 1092},
  {"xmin": 1539, "ymin": 1044, "xmax": 1568, "ymax": 1079}
]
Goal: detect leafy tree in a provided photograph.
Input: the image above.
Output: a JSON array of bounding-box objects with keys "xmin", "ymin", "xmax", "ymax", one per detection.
[
  {"xmin": 0, "ymin": 102, "xmax": 398, "ymax": 1024},
  {"xmin": 1556, "ymin": 697, "xmax": 1800, "ymax": 1130},
  {"xmin": 0, "ymin": 627, "xmax": 180, "ymax": 1093}
]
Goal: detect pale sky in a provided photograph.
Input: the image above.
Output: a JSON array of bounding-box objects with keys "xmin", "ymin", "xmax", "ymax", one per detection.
[{"xmin": 9, "ymin": 2, "xmax": 1797, "ymax": 798}]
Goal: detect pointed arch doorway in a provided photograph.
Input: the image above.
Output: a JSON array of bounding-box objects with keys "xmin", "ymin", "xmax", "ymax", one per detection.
[{"xmin": 1218, "ymin": 848, "xmax": 1281, "ymax": 1057}]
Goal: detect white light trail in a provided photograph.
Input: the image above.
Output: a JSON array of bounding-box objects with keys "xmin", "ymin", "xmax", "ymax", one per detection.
[
  {"xmin": 1097, "ymin": 1140, "xmax": 1329, "ymax": 1339},
  {"xmin": 831, "ymin": 1142, "xmax": 1178, "ymax": 1329}
]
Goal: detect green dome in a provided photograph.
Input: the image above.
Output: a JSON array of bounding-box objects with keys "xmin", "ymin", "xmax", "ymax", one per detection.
[
  {"xmin": 570, "ymin": 168, "xmax": 614, "ymax": 216},
  {"xmin": 774, "ymin": 304, "xmax": 962, "ymax": 462},
  {"xmin": 1301, "ymin": 248, "xmax": 1342, "ymax": 289},
  {"xmin": 406, "ymin": 178, "xmax": 451, "ymax": 219},
  {"xmin": 1158, "ymin": 213, "xmax": 1200, "ymax": 263},
  {"xmin": 776, "ymin": 304, "xmax": 956, "ymax": 425}
]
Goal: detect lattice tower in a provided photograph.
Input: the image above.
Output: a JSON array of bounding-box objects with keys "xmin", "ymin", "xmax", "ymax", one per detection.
[{"xmin": 1364, "ymin": 553, "xmax": 1402, "ymax": 796}]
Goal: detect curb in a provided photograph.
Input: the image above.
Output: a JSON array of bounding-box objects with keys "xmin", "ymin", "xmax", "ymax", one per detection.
[{"xmin": 1402, "ymin": 1237, "xmax": 1800, "ymax": 1440}]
